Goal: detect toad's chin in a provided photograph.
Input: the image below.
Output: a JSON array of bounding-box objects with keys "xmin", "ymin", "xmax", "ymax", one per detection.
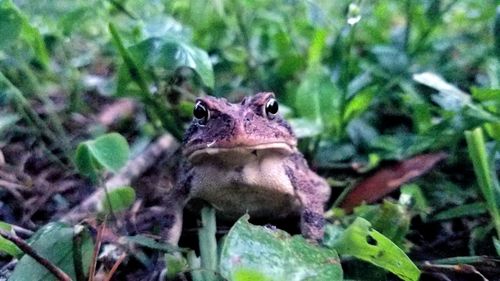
[{"xmin": 186, "ymin": 142, "xmax": 295, "ymax": 163}]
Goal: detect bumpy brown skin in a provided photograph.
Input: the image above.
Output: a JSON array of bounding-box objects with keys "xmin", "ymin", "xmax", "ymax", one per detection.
[{"xmin": 163, "ymin": 93, "xmax": 330, "ymax": 244}]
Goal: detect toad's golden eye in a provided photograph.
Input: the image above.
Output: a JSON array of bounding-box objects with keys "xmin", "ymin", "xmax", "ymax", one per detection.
[
  {"xmin": 193, "ymin": 101, "xmax": 209, "ymax": 124},
  {"xmin": 265, "ymin": 98, "xmax": 279, "ymax": 118}
]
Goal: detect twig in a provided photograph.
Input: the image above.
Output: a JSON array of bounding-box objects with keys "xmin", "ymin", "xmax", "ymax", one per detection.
[
  {"xmin": 0, "ymin": 228, "xmax": 72, "ymax": 281},
  {"xmin": 88, "ymin": 220, "xmax": 105, "ymax": 281},
  {"xmin": 60, "ymin": 134, "xmax": 179, "ymax": 224},
  {"xmin": 103, "ymin": 252, "xmax": 127, "ymax": 281}
]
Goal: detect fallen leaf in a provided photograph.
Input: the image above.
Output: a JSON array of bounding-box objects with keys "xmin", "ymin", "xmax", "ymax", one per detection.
[{"xmin": 341, "ymin": 152, "xmax": 447, "ymax": 212}]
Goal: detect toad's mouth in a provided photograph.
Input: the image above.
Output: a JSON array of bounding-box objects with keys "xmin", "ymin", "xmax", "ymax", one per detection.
[{"xmin": 186, "ymin": 142, "xmax": 295, "ymax": 161}]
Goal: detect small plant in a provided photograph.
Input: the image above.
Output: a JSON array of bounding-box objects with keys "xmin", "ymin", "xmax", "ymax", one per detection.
[{"xmin": 75, "ymin": 132, "xmax": 135, "ymax": 215}]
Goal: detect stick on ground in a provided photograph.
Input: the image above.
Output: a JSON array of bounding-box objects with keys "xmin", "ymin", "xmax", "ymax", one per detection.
[{"xmin": 0, "ymin": 228, "xmax": 72, "ymax": 281}]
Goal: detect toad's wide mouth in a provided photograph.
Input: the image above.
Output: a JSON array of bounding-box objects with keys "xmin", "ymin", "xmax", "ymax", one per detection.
[{"xmin": 186, "ymin": 142, "xmax": 295, "ymax": 161}]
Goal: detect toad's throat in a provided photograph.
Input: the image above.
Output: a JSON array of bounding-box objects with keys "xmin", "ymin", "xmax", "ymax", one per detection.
[{"xmin": 187, "ymin": 142, "xmax": 295, "ymax": 161}]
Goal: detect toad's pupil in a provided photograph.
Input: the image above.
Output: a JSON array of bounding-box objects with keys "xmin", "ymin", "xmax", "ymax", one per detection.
[
  {"xmin": 193, "ymin": 102, "xmax": 207, "ymax": 119},
  {"xmin": 266, "ymin": 99, "xmax": 278, "ymax": 115}
]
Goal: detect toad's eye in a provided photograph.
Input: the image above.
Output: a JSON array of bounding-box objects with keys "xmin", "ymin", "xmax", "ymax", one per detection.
[
  {"xmin": 265, "ymin": 98, "xmax": 279, "ymax": 118},
  {"xmin": 193, "ymin": 101, "xmax": 209, "ymax": 124}
]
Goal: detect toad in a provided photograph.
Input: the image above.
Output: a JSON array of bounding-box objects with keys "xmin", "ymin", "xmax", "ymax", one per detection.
[{"xmin": 164, "ymin": 92, "xmax": 330, "ymax": 244}]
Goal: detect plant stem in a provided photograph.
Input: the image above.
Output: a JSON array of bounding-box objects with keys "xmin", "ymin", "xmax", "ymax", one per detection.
[
  {"xmin": 187, "ymin": 250, "xmax": 204, "ymax": 281},
  {"xmin": 198, "ymin": 207, "xmax": 218, "ymax": 281}
]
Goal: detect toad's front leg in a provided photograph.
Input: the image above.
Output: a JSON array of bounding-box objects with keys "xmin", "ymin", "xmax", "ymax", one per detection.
[
  {"xmin": 284, "ymin": 154, "xmax": 331, "ymax": 241},
  {"xmin": 162, "ymin": 163, "xmax": 193, "ymax": 245}
]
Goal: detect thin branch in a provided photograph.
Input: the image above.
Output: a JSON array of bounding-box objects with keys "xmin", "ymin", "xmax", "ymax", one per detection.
[
  {"xmin": 87, "ymin": 221, "xmax": 105, "ymax": 281},
  {"xmin": 0, "ymin": 228, "xmax": 72, "ymax": 281},
  {"xmin": 103, "ymin": 252, "xmax": 127, "ymax": 281}
]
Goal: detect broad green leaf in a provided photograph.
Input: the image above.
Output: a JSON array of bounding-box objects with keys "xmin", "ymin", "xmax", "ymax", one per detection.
[
  {"xmin": 287, "ymin": 118, "xmax": 323, "ymax": 139},
  {"xmin": 75, "ymin": 133, "xmax": 130, "ymax": 178},
  {"xmin": 0, "ymin": 221, "xmax": 22, "ymax": 257},
  {"xmin": 353, "ymin": 201, "xmax": 411, "ymax": 249},
  {"xmin": 74, "ymin": 143, "xmax": 100, "ymax": 181},
  {"xmin": 0, "ymin": 0, "xmax": 22, "ymax": 49},
  {"xmin": 295, "ymin": 66, "xmax": 343, "ymax": 136},
  {"xmin": 123, "ymin": 37, "xmax": 214, "ymax": 89},
  {"xmin": 9, "ymin": 223, "xmax": 94, "ymax": 281},
  {"xmin": 220, "ymin": 215, "xmax": 342, "ymax": 281},
  {"xmin": 327, "ymin": 217, "xmax": 420, "ymax": 281},
  {"xmin": 100, "ymin": 186, "xmax": 136, "ymax": 214},
  {"xmin": 88, "ymin": 133, "xmax": 129, "ymax": 172},
  {"xmin": 314, "ymin": 141, "xmax": 356, "ymax": 168},
  {"xmin": 233, "ymin": 268, "xmax": 273, "ymax": 281}
]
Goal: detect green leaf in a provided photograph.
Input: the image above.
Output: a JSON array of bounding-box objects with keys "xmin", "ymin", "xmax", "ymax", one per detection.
[
  {"xmin": 233, "ymin": 268, "xmax": 274, "ymax": 281},
  {"xmin": 431, "ymin": 202, "xmax": 487, "ymax": 221},
  {"xmin": 295, "ymin": 66, "xmax": 343, "ymax": 136},
  {"xmin": 88, "ymin": 133, "xmax": 129, "ymax": 172},
  {"xmin": 123, "ymin": 235, "xmax": 182, "ymax": 252},
  {"xmin": 307, "ymin": 29, "xmax": 327, "ymax": 66},
  {"xmin": 343, "ymin": 86, "xmax": 376, "ymax": 122},
  {"xmin": 75, "ymin": 133, "xmax": 130, "ymax": 178},
  {"xmin": 465, "ymin": 128, "xmax": 500, "ymax": 239},
  {"xmin": 101, "ymin": 186, "xmax": 136, "ymax": 214},
  {"xmin": 165, "ymin": 253, "xmax": 188, "ymax": 279},
  {"xmin": 220, "ymin": 215, "xmax": 343, "ymax": 281},
  {"xmin": 353, "ymin": 201, "xmax": 411, "ymax": 249},
  {"xmin": 9, "ymin": 223, "xmax": 94, "ymax": 281},
  {"xmin": 125, "ymin": 37, "xmax": 214, "ymax": 89},
  {"xmin": 0, "ymin": 0, "xmax": 22, "ymax": 49},
  {"xmin": 74, "ymin": 143, "xmax": 100, "ymax": 181},
  {"xmin": 327, "ymin": 217, "xmax": 420, "ymax": 281},
  {"xmin": 0, "ymin": 221, "xmax": 22, "ymax": 258},
  {"xmin": 1, "ymin": 0, "xmax": 50, "ymax": 69},
  {"xmin": 287, "ymin": 118, "xmax": 323, "ymax": 139}
]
